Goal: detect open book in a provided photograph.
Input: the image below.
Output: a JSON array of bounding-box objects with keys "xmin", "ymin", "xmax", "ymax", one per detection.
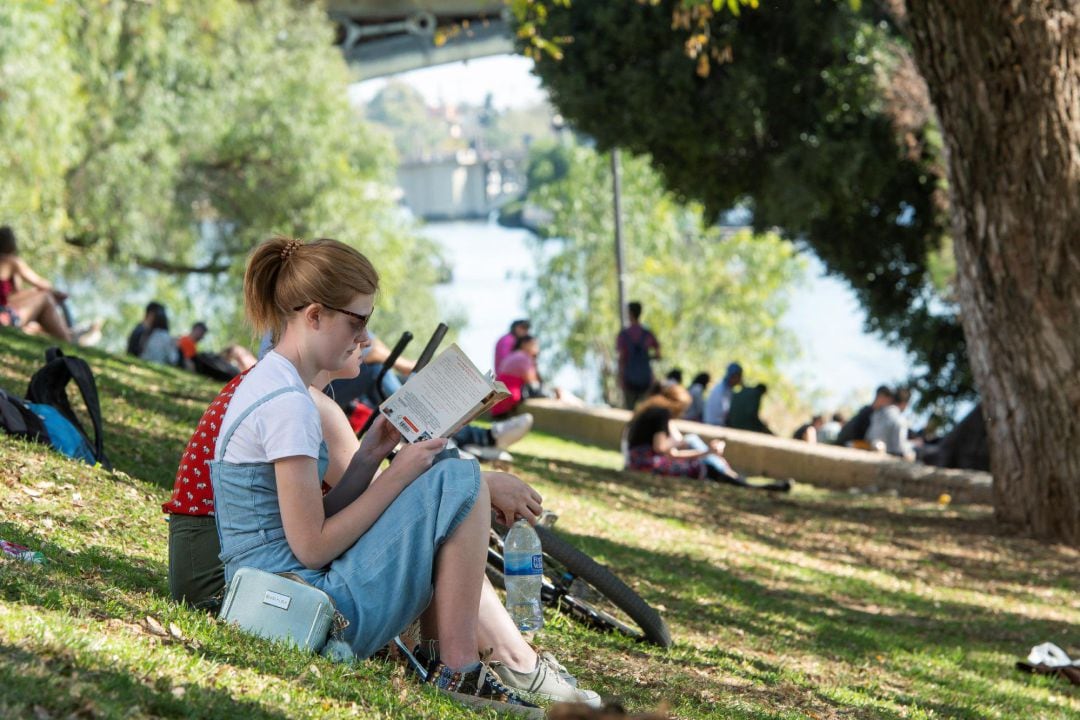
[{"xmin": 378, "ymin": 343, "xmax": 510, "ymax": 443}]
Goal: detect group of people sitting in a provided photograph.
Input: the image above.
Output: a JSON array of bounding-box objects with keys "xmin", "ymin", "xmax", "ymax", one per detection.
[
  {"xmin": 163, "ymin": 236, "xmax": 600, "ymax": 710},
  {"xmin": 126, "ymin": 300, "xmax": 256, "ymax": 376},
  {"xmin": 490, "ymin": 318, "xmax": 582, "ymax": 418},
  {"xmin": 679, "ymin": 362, "xmax": 921, "ymax": 461}
]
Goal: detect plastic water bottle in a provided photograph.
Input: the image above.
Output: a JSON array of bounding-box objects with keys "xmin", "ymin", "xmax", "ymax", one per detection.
[{"xmin": 503, "ymin": 519, "xmax": 544, "ymax": 631}]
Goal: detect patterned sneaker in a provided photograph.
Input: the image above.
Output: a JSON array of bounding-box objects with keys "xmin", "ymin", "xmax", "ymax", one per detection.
[
  {"xmin": 489, "ymin": 657, "xmax": 603, "ymax": 707},
  {"xmin": 426, "ymin": 659, "xmax": 540, "ymax": 709}
]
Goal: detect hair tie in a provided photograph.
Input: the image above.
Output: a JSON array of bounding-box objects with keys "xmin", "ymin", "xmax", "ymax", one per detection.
[{"xmin": 281, "ymin": 239, "xmax": 303, "ymax": 261}]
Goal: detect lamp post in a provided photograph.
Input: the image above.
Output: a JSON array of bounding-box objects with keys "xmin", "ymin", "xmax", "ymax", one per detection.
[{"xmin": 612, "ymin": 148, "xmax": 628, "ymax": 328}]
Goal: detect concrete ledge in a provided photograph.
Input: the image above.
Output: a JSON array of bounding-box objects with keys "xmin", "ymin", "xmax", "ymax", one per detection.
[{"xmin": 520, "ymin": 399, "xmax": 993, "ymax": 505}]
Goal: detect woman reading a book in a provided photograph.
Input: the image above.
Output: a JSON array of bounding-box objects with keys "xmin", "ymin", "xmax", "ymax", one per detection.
[{"xmin": 208, "ymin": 236, "xmax": 535, "ymax": 704}]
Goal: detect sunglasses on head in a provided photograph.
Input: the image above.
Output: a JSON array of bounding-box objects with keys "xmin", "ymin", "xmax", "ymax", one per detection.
[{"xmin": 293, "ymin": 303, "xmax": 372, "ymax": 330}]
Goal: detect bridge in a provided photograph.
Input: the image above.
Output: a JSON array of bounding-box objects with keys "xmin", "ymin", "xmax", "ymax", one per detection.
[{"xmin": 327, "ymin": 1, "xmax": 514, "ymax": 80}]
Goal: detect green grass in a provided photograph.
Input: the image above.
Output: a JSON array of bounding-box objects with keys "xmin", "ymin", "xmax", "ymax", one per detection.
[{"xmin": 2, "ymin": 327, "xmax": 1079, "ymax": 719}]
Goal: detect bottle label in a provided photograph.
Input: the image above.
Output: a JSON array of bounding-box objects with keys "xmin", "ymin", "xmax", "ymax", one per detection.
[{"xmin": 504, "ymin": 553, "xmax": 543, "ymax": 576}]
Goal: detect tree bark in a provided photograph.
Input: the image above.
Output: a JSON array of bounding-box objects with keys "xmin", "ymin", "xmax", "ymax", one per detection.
[{"xmin": 904, "ymin": 2, "xmax": 1080, "ymax": 542}]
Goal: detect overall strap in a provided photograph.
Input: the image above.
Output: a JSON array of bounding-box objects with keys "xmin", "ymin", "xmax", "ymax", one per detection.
[{"xmin": 215, "ymin": 386, "xmax": 309, "ymax": 461}]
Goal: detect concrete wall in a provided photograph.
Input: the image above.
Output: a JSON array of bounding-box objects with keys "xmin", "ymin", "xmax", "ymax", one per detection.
[
  {"xmin": 398, "ymin": 157, "xmax": 490, "ymax": 220},
  {"xmin": 520, "ymin": 399, "xmax": 993, "ymax": 505}
]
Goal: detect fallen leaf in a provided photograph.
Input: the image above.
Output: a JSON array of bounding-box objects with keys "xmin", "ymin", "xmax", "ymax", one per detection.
[
  {"xmin": 22, "ymin": 487, "xmax": 41, "ymax": 497},
  {"xmin": 144, "ymin": 616, "xmax": 167, "ymax": 636},
  {"xmin": 168, "ymin": 622, "xmax": 183, "ymax": 639}
]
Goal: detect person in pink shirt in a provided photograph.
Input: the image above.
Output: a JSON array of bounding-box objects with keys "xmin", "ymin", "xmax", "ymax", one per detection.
[{"xmin": 494, "ymin": 318, "xmax": 530, "ymax": 373}]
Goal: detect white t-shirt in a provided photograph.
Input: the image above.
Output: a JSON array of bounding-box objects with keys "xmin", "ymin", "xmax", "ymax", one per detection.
[{"xmin": 217, "ymin": 351, "xmax": 322, "ymax": 464}]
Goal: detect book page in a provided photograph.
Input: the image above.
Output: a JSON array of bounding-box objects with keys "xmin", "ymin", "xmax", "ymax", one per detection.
[{"xmin": 379, "ymin": 344, "xmax": 505, "ymax": 442}]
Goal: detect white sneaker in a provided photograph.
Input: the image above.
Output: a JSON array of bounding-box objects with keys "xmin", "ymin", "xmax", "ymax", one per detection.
[
  {"xmin": 462, "ymin": 444, "xmax": 513, "ymax": 463},
  {"xmin": 491, "ymin": 413, "xmax": 533, "ymax": 449},
  {"xmin": 488, "ymin": 657, "xmax": 601, "ymax": 708}
]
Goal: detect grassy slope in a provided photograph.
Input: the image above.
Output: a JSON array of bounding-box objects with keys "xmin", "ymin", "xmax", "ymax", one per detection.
[{"xmin": 1, "ymin": 327, "xmax": 1079, "ymax": 719}]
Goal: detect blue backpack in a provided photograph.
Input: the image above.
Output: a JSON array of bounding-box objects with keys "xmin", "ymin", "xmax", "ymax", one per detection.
[
  {"xmin": 26, "ymin": 403, "xmax": 96, "ymax": 464},
  {"xmin": 25, "ymin": 347, "xmax": 111, "ymax": 468},
  {"xmin": 622, "ymin": 329, "xmax": 654, "ymax": 391}
]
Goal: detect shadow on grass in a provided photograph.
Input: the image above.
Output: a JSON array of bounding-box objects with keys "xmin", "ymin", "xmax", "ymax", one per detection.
[
  {"xmin": 0, "ymin": 642, "xmax": 293, "ymax": 719},
  {"xmin": 547, "ymin": 526, "xmax": 1073, "ymax": 719}
]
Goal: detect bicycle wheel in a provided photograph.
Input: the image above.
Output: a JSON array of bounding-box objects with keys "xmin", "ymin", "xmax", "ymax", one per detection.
[{"xmin": 534, "ymin": 526, "xmax": 672, "ymax": 648}]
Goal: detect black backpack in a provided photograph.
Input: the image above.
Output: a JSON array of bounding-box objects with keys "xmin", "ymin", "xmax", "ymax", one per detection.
[
  {"xmin": 25, "ymin": 347, "xmax": 112, "ymax": 469},
  {"xmin": 0, "ymin": 387, "xmax": 49, "ymax": 445},
  {"xmin": 192, "ymin": 351, "xmax": 240, "ymax": 382}
]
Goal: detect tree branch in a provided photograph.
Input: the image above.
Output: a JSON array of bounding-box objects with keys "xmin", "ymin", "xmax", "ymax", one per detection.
[{"xmin": 133, "ymin": 255, "xmax": 233, "ymax": 274}]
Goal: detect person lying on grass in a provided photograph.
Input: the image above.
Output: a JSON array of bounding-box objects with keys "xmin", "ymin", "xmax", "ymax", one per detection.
[
  {"xmin": 625, "ymin": 383, "xmax": 790, "ymax": 492},
  {"xmin": 165, "ymin": 236, "xmax": 598, "ymax": 707}
]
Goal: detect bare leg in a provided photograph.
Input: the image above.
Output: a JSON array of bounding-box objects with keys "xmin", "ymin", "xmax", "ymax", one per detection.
[
  {"xmin": 477, "ymin": 575, "xmax": 537, "ymax": 672},
  {"xmin": 10, "ymin": 289, "xmax": 72, "ymax": 342},
  {"xmin": 428, "ymin": 479, "xmax": 491, "ymax": 669}
]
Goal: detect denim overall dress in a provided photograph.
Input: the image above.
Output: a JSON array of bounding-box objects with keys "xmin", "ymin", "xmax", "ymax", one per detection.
[{"xmin": 210, "ymin": 386, "xmax": 481, "ymax": 658}]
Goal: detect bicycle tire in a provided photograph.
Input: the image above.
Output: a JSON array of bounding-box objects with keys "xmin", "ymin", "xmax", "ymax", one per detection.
[{"xmin": 534, "ymin": 526, "xmax": 672, "ymax": 648}]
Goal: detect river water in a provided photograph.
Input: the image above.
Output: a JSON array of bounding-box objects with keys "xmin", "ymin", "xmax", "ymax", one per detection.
[{"xmin": 419, "ymin": 218, "xmax": 910, "ymax": 412}]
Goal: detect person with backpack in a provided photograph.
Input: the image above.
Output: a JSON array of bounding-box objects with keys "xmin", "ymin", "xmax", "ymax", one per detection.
[{"xmin": 616, "ymin": 301, "xmax": 661, "ymax": 410}]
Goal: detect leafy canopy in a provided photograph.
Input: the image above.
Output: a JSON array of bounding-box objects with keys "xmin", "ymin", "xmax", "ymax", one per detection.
[
  {"xmin": 0, "ymin": 0, "xmax": 444, "ymax": 348},
  {"xmin": 519, "ymin": 0, "xmax": 969, "ymax": 416}
]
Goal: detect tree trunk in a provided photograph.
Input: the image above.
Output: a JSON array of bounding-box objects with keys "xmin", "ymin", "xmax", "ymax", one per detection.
[{"xmin": 904, "ymin": 2, "xmax": 1080, "ymax": 542}]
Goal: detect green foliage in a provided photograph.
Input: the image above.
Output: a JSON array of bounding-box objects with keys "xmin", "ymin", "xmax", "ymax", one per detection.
[
  {"xmin": 521, "ymin": 0, "xmax": 972, "ymax": 417},
  {"xmin": 364, "ymin": 81, "xmax": 452, "ymax": 161},
  {"xmin": 0, "ymin": 0, "xmax": 444, "ymax": 350},
  {"xmin": 523, "ymin": 143, "xmax": 806, "ymax": 410}
]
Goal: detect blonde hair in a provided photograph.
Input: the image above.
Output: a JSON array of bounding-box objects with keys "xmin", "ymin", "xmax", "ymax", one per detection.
[
  {"xmin": 243, "ymin": 236, "xmax": 379, "ymax": 336},
  {"xmin": 634, "ymin": 382, "xmax": 691, "ymax": 419}
]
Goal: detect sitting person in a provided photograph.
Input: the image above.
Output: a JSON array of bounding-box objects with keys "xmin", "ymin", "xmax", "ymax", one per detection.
[
  {"xmin": 866, "ymin": 386, "xmax": 917, "ymax": 460},
  {"xmin": 494, "ymin": 318, "xmax": 530, "ymax": 375},
  {"xmin": 836, "ymin": 385, "xmax": 894, "ymax": 447},
  {"xmin": 793, "ymin": 415, "xmax": 825, "ymax": 443},
  {"xmin": 177, "ymin": 322, "xmax": 208, "ymax": 371},
  {"xmin": 165, "ymin": 361, "xmax": 584, "ymax": 704},
  {"xmin": 127, "ymin": 301, "xmax": 165, "ymax": 356},
  {"xmin": 0, "ymin": 225, "xmax": 75, "ymax": 342},
  {"xmin": 624, "ymin": 383, "xmax": 790, "ymax": 491},
  {"xmin": 817, "ymin": 412, "xmax": 844, "ymax": 444},
  {"xmin": 683, "ymin": 372, "xmax": 710, "ymax": 422},
  {"xmin": 492, "ymin": 334, "xmax": 581, "ymax": 417},
  {"xmin": 703, "ymin": 362, "xmax": 743, "ymax": 426},
  {"xmin": 138, "ymin": 305, "xmax": 179, "ymax": 366},
  {"xmin": 219, "ymin": 344, "xmax": 257, "ymax": 373},
  {"xmin": 726, "ymin": 383, "xmax": 773, "ymax": 434},
  {"xmin": 180, "ymin": 236, "xmax": 595, "ymax": 706}
]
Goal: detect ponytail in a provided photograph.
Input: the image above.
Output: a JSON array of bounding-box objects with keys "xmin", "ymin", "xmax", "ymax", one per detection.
[{"xmin": 243, "ymin": 236, "xmax": 379, "ymax": 336}]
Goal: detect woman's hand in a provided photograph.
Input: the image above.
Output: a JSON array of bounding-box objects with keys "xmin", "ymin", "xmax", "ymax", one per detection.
[
  {"xmin": 708, "ymin": 438, "xmax": 726, "ymax": 455},
  {"xmin": 381, "ymin": 437, "xmax": 447, "ymax": 486},
  {"xmin": 357, "ymin": 413, "xmax": 402, "ymax": 463},
  {"xmin": 485, "ymin": 471, "xmax": 543, "ymax": 526}
]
